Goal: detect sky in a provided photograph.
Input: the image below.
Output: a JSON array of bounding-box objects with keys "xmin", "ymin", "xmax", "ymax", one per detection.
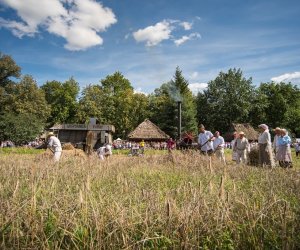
[{"xmin": 0, "ymin": 0, "xmax": 300, "ymax": 94}]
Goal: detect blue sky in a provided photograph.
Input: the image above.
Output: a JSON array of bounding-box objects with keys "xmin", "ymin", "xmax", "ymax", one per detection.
[{"xmin": 0, "ymin": 0, "xmax": 300, "ymax": 94}]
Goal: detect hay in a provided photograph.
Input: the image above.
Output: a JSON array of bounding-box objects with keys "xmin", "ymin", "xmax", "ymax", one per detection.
[
  {"xmin": 62, "ymin": 143, "xmax": 75, "ymax": 150},
  {"xmin": 35, "ymin": 148, "xmax": 87, "ymax": 161},
  {"xmin": 248, "ymin": 147, "xmax": 259, "ymax": 166},
  {"xmin": 62, "ymin": 149, "xmax": 87, "ymax": 159}
]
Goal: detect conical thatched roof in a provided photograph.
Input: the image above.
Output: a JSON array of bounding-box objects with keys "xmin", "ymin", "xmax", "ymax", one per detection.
[
  {"xmin": 128, "ymin": 119, "xmax": 170, "ymax": 141},
  {"xmin": 231, "ymin": 123, "xmax": 258, "ymax": 141}
]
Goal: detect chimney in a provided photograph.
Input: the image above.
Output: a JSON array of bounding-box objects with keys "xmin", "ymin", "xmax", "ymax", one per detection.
[{"xmin": 89, "ymin": 117, "xmax": 97, "ymax": 125}]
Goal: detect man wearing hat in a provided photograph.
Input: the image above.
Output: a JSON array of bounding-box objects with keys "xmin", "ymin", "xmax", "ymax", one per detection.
[
  {"xmin": 198, "ymin": 124, "xmax": 214, "ymax": 155},
  {"xmin": 47, "ymin": 132, "xmax": 62, "ymax": 162},
  {"xmin": 213, "ymin": 131, "xmax": 226, "ymax": 164},
  {"xmin": 235, "ymin": 131, "xmax": 250, "ymax": 165}
]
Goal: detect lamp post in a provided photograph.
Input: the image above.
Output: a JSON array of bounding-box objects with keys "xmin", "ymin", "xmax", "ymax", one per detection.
[{"xmin": 177, "ymin": 101, "xmax": 182, "ymax": 140}]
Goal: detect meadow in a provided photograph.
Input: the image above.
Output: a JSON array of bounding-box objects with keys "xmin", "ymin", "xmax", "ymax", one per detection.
[{"xmin": 0, "ymin": 148, "xmax": 300, "ymax": 249}]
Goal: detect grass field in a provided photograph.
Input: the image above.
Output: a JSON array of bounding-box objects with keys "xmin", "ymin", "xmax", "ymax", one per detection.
[{"xmin": 0, "ymin": 148, "xmax": 300, "ymax": 249}]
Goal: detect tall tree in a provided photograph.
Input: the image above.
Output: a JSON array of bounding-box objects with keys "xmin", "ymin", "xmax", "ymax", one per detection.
[
  {"xmin": 100, "ymin": 72, "xmax": 135, "ymax": 137},
  {"xmin": 0, "ymin": 52, "xmax": 21, "ymax": 87},
  {"xmin": 9, "ymin": 75, "xmax": 50, "ymax": 121},
  {"xmin": 0, "ymin": 75, "xmax": 50, "ymax": 144},
  {"xmin": 149, "ymin": 85, "xmax": 177, "ymax": 138},
  {"xmin": 0, "ymin": 112, "xmax": 44, "ymax": 145},
  {"xmin": 41, "ymin": 77, "xmax": 80, "ymax": 125},
  {"xmin": 172, "ymin": 67, "xmax": 198, "ymax": 135},
  {"xmin": 76, "ymin": 84, "xmax": 104, "ymax": 123},
  {"xmin": 198, "ymin": 68, "xmax": 254, "ymax": 133},
  {"xmin": 150, "ymin": 67, "xmax": 198, "ymax": 139},
  {"xmin": 130, "ymin": 92, "xmax": 151, "ymax": 129},
  {"xmin": 256, "ymin": 82, "xmax": 300, "ymax": 136}
]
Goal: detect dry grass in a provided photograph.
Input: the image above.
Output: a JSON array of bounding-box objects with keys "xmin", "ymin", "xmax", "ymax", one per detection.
[{"xmin": 0, "ymin": 150, "xmax": 300, "ymax": 249}]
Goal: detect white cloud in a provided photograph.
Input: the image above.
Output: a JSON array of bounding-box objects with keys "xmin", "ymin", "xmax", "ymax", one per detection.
[
  {"xmin": 134, "ymin": 87, "xmax": 148, "ymax": 95},
  {"xmin": 0, "ymin": 0, "xmax": 117, "ymax": 50},
  {"xmin": 180, "ymin": 21, "xmax": 192, "ymax": 30},
  {"xmin": 189, "ymin": 82, "xmax": 208, "ymax": 94},
  {"xmin": 0, "ymin": 17, "xmax": 36, "ymax": 37},
  {"xmin": 190, "ymin": 71, "xmax": 199, "ymax": 80},
  {"xmin": 271, "ymin": 71, "xmax": 300, "ymax": 84},
  {"xmin": 174, "ymin": 32, "xmax": 201, "ymax": 46},
  {"xmin": 133, "ymin": 20, "xmax": 173, "ymax": 47},
  {"xmin": 133, "ymin": 19, "xmax": 201, "ymax": 47}
]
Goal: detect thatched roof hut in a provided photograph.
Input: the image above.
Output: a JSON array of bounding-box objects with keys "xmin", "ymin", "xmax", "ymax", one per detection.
[
  {"xmin": 230, "ymin": 123, "xmax": 258, "ymax": 141},
  {"xmin": 128, "ymin": 119, "xmax": 170, "ymax": 141}
]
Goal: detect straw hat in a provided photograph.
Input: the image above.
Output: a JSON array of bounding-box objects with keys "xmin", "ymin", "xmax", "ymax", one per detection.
[
  {"xmin": 239, "ymin": 131, "xmax": 245, "ymax": 135},
  {"xmin": 47, "ymin": 132, "xmax": 54, "ymax": 137}
]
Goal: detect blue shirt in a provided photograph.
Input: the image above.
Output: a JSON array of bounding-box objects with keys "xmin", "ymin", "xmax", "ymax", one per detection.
[{"xmin": 278, "ymin": 135, "xmax": 291, "ymax": 146}]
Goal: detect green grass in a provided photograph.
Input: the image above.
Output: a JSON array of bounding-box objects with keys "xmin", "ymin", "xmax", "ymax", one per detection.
[
  {"xmin": 0, "ymin": 149, "xmax": 299, "ymax": 249},
  {"xmin": 0, "ymin": 147, "xmax": 44, "ymax": 154}
]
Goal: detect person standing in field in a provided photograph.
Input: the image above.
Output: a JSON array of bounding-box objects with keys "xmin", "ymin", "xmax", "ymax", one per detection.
[
  {"xmin": 277, "ymin": 129, "xmax": 293, "ymax": 168},
  {"xmin": 47, "ymin": 132, "xmax": 62, "ymax": 162},
  {"xmin": 213, "ymin": 131, "xmax": 226, "ymax": 164},
  {"xmin": 272, "ymin": 127, "xmax": 281, "ymax": 156},
  {"xmin": 139, "ymin": 139, "xmax": 145, "ymax": 154},
  {"xmin": 235, "ymin": 131, "xmax": 250, "ymax": 165},
  {"xmin": 258, "ymin": 124, "xmax": 275, "ymax": 167},
  {"xmin": 167, "ymin": 138, "xmax": 175, "ymax": 152},
  {"xmin": 198, "ymin": 124, "xmax": 214, "ymax": 155},
  {"xmin": 231, "ymin": 131, "xmax": 238, "ymax": 162}
]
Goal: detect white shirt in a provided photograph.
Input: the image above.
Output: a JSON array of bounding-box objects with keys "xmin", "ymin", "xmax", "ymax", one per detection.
[
  {"xmin": 213, "ymin": 136, "xmax": 225, "ymax": 150},
  {"xmin": 236, "ymin": 137, "xmax": 249, "ymax": 151},
  {"xmin": 258, "ymin": 130, "xmax": 271, "ymax": 145},
  {"xmin": 48, "ymin": 136, "xmax": 62, "ymax": 152},
  {"xmin": 105, "ymin": 144, "xmax": 112, "ymax": 155},
  {"xmin": 198, "ymin": 130, "xmax": 214, "ymax": 151},
  {"xmin": 97, "ymin": 145, "xmax": 112, "ymax": 156},
  {"xmin": 97, "ymin": 146, "xmax": 106, "ymax": 156}
]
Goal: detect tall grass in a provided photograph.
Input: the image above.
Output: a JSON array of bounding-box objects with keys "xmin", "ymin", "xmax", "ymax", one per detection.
[{"xmin": 0, "ymin": 151, "xmax": 300, "ymax": 249}]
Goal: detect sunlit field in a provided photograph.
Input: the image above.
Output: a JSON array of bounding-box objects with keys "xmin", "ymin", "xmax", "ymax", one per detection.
[{"xmin": 0, "ymin": 148, "xmax": 300, "ymax": 249}]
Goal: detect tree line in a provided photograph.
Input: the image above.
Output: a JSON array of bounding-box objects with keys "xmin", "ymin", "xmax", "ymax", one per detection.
[{"xmin": 0, "ymin": 52, "xmax": 299, "ymax": 145}]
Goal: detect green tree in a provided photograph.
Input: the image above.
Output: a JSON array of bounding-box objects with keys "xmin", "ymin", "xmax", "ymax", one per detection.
[
  {"xmin": 257, "ymin": 82, "xmax": 300, "ymax": 136},
  {"xmin": 149, "ymin": 85, "xmax": 177, "ymax": 138},
  {"xmin": 100, "ymin": 72, "xmax": 135, "ymax": 137},
  {"xmin": 198, "ymin": 68, "xmax": 255, "ymax": 133},
  {"xmin": 149, "ymin": 67, "xmax": 197, "ymax": 139},
  {"xmin": 0, "ymin": 52, "xmax": 21, "ymax": 87},
  {"xmin": 0, "ymin": 75, "xmax": 50, "ymax": 144},
  {"xmin": 76, "ymin": 84, "xmax": 104, "ymax": 123},
  {"xmin": 130, "ymin": 92, "xmax": 151, "ymax": 129},
  {"xmin": 41, "ymin": 77, "xmax": 80, "ymax": 125},
  {"xmin": 248, "ymin": 88, "xmax": 269, "ymax": 127},
  {"xmin": 196, "ymin": 91, "xmax": 210, "ymax": 126},
  {"xmin": 0, "ymin": 112, "xmax": 44, "ymax": 145},
  {"xmin": 8, "ymin": 75, "xmax": 50, "ymax": 121},
  {"xmin": 172, "ymin": 67, "xmax": 198, "ymax": 135}
]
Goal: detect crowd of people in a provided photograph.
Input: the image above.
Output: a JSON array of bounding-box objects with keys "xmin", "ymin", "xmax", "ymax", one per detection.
[
  {"xmin": 0, "ymin": 140, "xmax": 15, "ymax": 147},
  {"xmin": 3, "ymin": 125, "xmax": 299, "ymax": 166},
  {"xmin": 198, "ymin": 124, "xmax": 296, "ymax": 168}
]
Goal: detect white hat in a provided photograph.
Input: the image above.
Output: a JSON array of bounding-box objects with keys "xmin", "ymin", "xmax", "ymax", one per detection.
[{"xmin": 47, "ymin": 132, "xmax": 54, "ymax": 137}]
